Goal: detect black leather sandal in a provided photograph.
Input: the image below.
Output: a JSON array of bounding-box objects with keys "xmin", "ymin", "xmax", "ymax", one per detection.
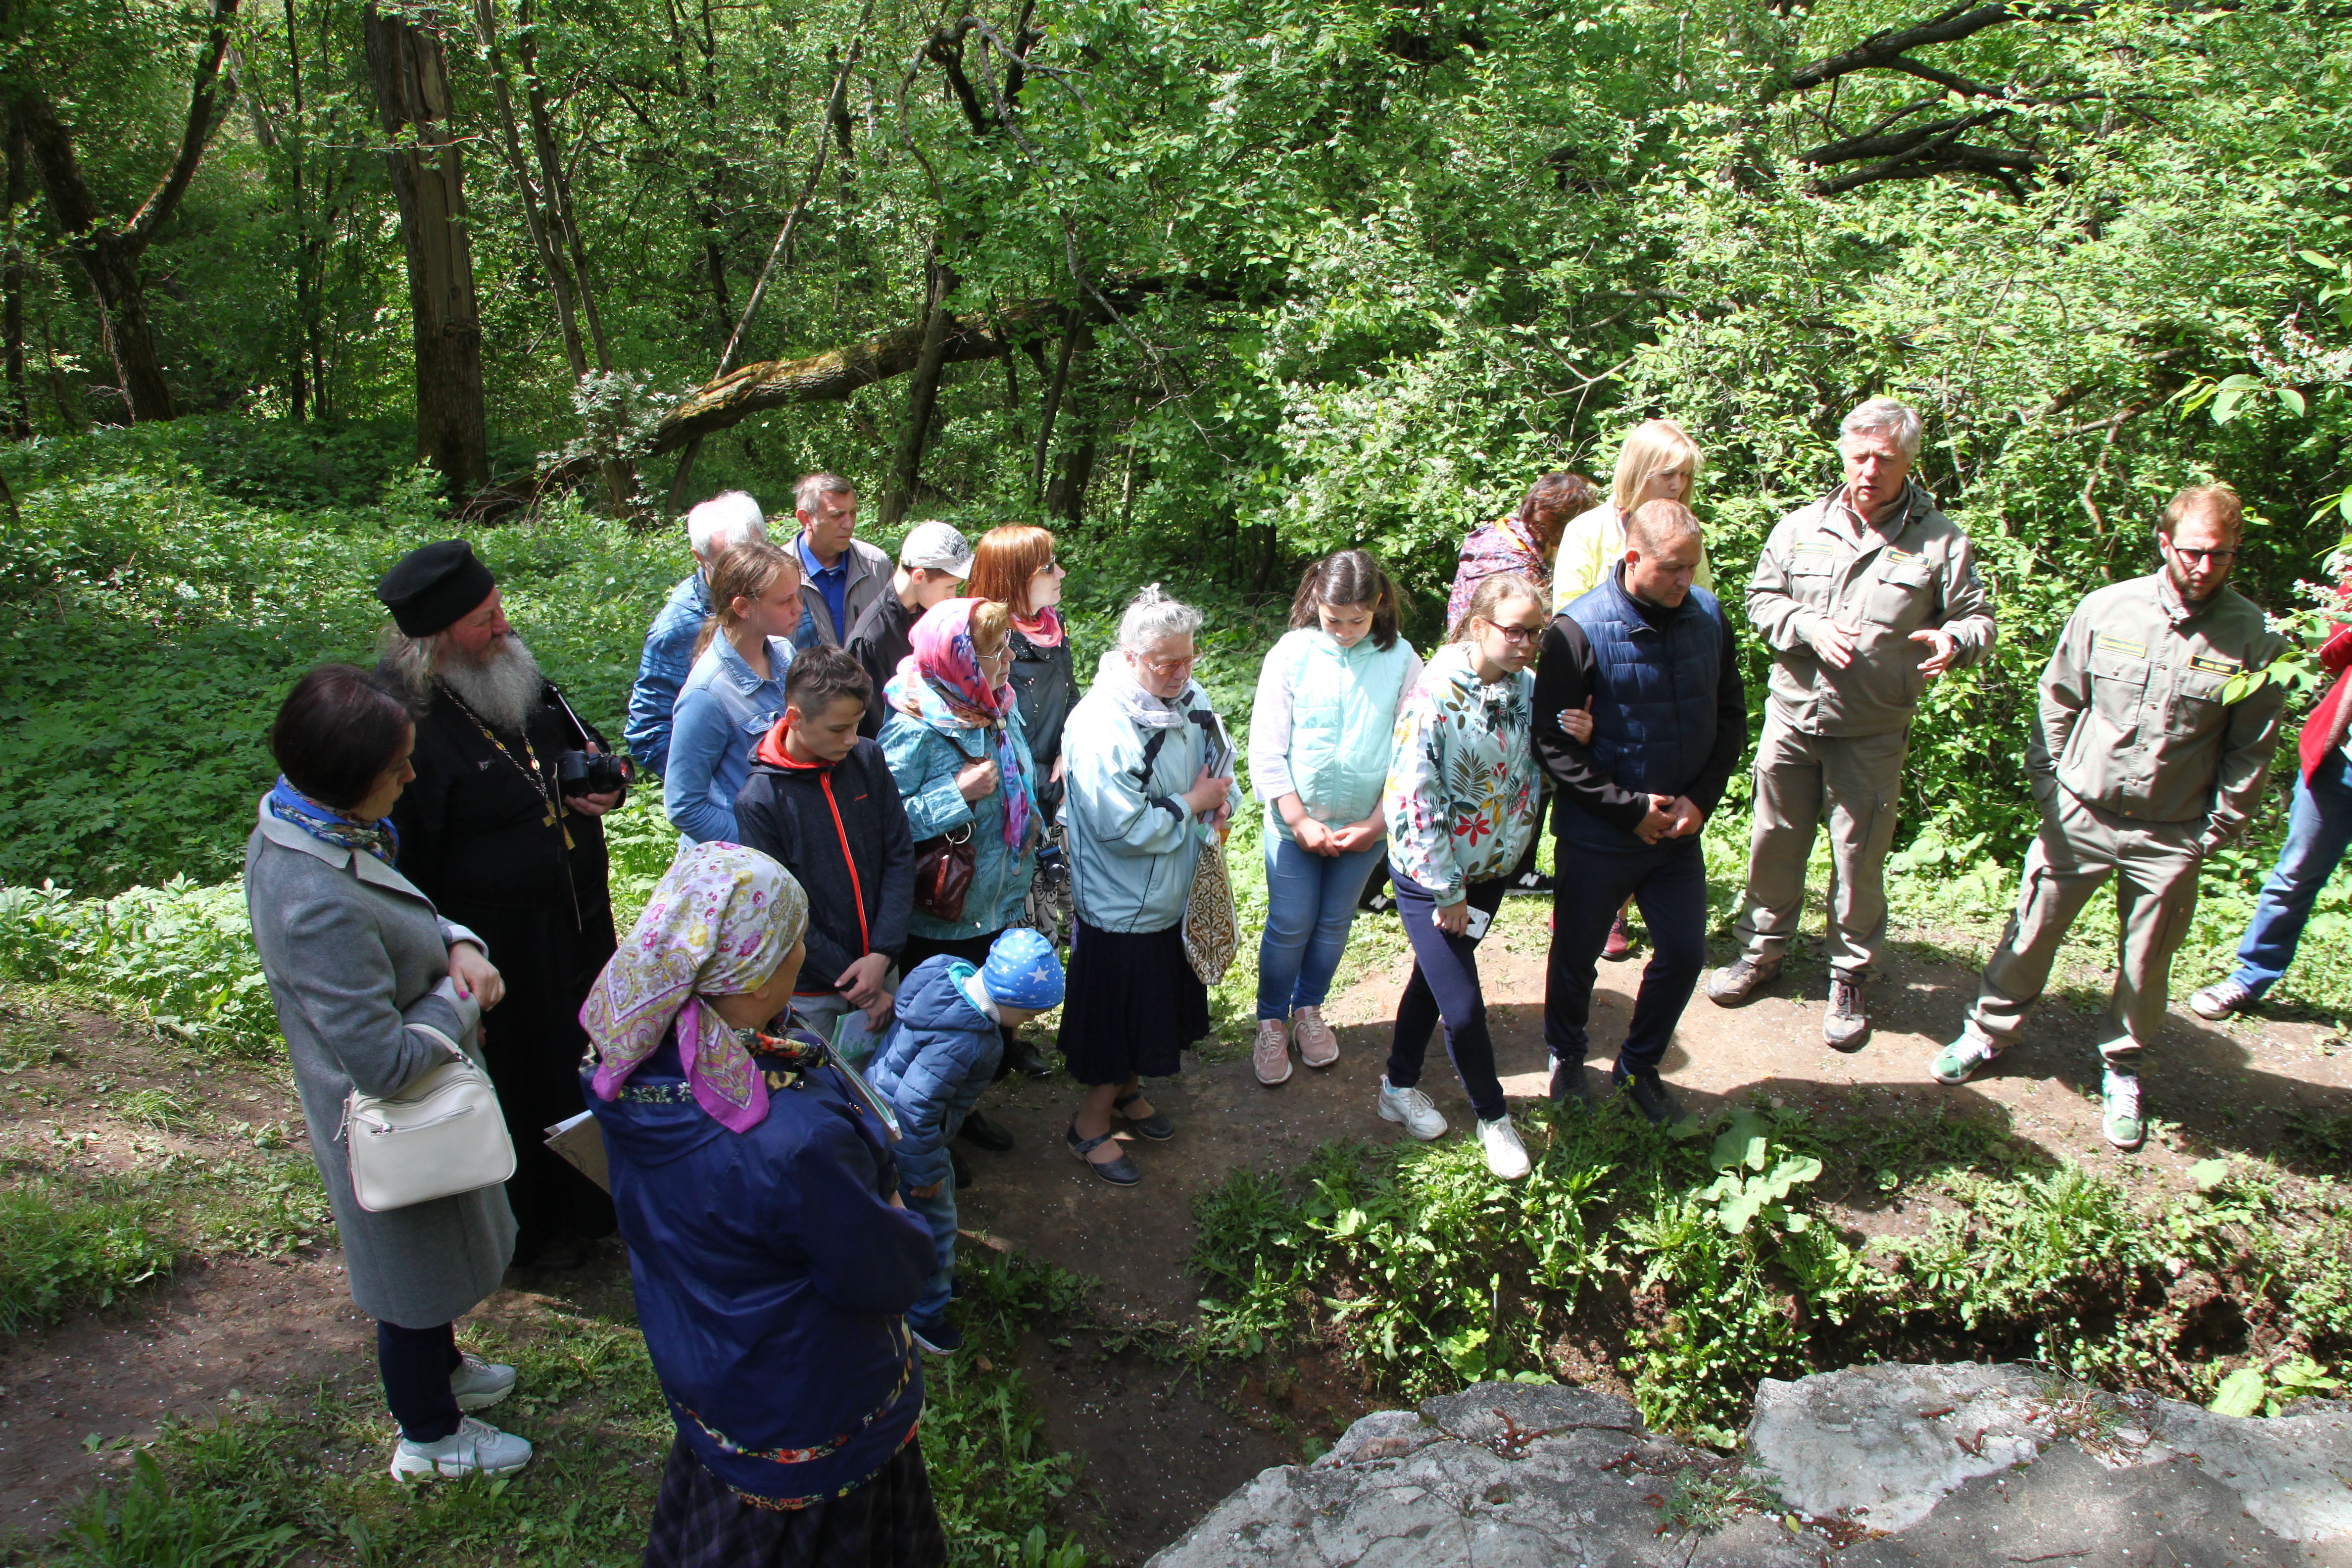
[
  {"xmin": 1113, "ymin": 1090, "xmax": 1174, "ymax": 1141},
  {"xmin": 1065, "ymin": 1120, "xmax": 1141, "ymax": 1185}
]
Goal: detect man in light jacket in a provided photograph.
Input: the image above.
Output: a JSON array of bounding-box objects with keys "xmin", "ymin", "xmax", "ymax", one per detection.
[
  {"xmin": 1708, "ymin": 397, "xmax": 1996, "ymax": 1050},
  {"xmin": 1932, "ymin": 485, "xmax": 2286, "ymax": 1152}
]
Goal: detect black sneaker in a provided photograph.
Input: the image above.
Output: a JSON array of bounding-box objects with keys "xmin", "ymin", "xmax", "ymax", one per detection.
[
  {"xmin": 950, "ymin": 1147, "xmax": 974, "ymax": 1190},
  {"xmin": 1362, "ymin": 887, "xmax": 1398, "ymax": 915},
  {"xmin": 909, "ymin": 1317, "xmax": 964, "ymax": 1355},
  {"xmin": 1616, "ymin": 1072, "xmax": 1684, "ymax": 1127},
  {"xmin": 957, "ymin": 1109, "xmax": 1015, "ymax": 1151},
  {"xmin": 1548, "ymin": 1057, "xmax": 1593, "ymax": 1109},
  {"xmin": 1507, "ymin": 869, "xmax": 1555, "ymax": 897},
  {"xmin": 1002, "ymin": 1035, "xmax": 1057, "ymax": 1080}
]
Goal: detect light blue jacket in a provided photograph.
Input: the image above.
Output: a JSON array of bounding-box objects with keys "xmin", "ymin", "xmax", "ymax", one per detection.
[
  {"xmin": 1062, "ymin": 672, "xmax": 1241, "ymax": 934},
  {"xmin": 1249, "ymin": 629, "xmax": 1421, "ymax": 842},
  {"xmin": 879, "ymin": 711, "xmax": 1039, "ymax": 941},
  {"xmin": 664, "ymin": 634, "xmax": 793, "ymax": 844},
  {"xmin": 624, "ymin": 570, "xmax": 706, "ymax": 778}
]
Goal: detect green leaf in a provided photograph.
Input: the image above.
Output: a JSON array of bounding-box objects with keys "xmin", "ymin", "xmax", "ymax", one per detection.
[
  {"xmin": 2210, "ymin": 1367, "xmax": 2268, "ymax": 1418},
  {"xmin": 2280, "ymin": 388, "xmax": 2307, "ymax": 418},
  {"xmin": 2190, "ymin": 1158, "xmax": 2231, "ymax": 1193}
]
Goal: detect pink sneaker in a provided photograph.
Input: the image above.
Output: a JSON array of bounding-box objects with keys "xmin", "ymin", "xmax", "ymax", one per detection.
[
  {"xmin": 1253, "ymin": 1019, "xmax": 1292, "ymax": 1085},
  {"xmin": 1292, "ymin": 1006, "xmax": 1339, "ymax": 1068}
]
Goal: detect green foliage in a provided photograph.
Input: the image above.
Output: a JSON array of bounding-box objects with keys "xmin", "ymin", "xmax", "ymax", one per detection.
[
  {"xmin": 0, "ymin": 1180, "xmax": 176, "ymax": 1334},
  {"xmin": 58, "ymin": 1450, "xmax": 296, "ymax": 1568},
  {"xmin": 1192, "ymin": 1101, "xmax": 2352, "ymax": 1445}
]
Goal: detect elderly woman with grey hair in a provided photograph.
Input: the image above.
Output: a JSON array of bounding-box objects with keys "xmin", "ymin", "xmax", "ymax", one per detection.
[
  {"xmin": 243, "ymin": 664, "xmax": 534, "ymax": 1482},
  {"xmin": 1055, "ymin": 586, "xmax": 1239, "ymax": 1185}
]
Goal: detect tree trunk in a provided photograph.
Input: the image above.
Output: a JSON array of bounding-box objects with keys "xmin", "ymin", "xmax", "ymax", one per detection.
[
  {"xmin": 879, "ymin": 246, "xmax": 956, "ymax": 530},
  {"xmin": 3, "ymin": 122, "xmax": 29, "ymax": 439},
  {"xmin": 1031, "ymin": 307, "xmax": 1083, "ymax": 502},
  {"xmin": 9, "ymin": 98, "xmax": 179, "ymax": 421},
  {"xmin": 1047, "ymin": 394, "xmax": 1098, "ymax": 525},
  {"xmin": 362, "ymin": 2, "xmax": 489, "ymax": 492}
]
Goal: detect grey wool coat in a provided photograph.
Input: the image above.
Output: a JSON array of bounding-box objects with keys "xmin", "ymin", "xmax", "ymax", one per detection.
[{"xmin": 245, "ymin": 804, "xmax": 517, "ymax": 1326}]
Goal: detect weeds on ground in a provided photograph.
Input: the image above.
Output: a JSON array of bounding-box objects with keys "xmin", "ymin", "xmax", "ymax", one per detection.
[
  {"xmin": 34, "ymin": 1248, "xmax": 1088, "ymax": 1567},
  {"xmin": 1191, "ymin": 1099, "xmax": 2352, "ymax": 1447},
  {"xmin": 0, "ymin": 1179, "xmax": 175, "ymax": 1333}
]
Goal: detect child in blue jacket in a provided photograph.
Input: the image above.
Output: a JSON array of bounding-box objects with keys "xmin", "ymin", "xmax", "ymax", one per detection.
[{"xmin": 866, "ymin": 928, "xmax": 1064, "ymax": 1354}]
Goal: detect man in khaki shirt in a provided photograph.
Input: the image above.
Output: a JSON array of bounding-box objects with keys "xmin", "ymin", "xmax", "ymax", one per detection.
[
  {"xmin": 1709, "ymin": 398, "xmax": 1997, "ymax": 1048},
  {"xmin": 1932, "ymin": 485, "xmax": 2287, "ymax": 1152}
]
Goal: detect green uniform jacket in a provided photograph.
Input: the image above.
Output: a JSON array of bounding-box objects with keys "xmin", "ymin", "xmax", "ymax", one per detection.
[
  {"xmin": 2029, "ymin": 570, "xmax": 2288, "ymax": 850},
  {"xmin": 1747, "ymin": 482, "xmax": 1997, "ymax": 737}
]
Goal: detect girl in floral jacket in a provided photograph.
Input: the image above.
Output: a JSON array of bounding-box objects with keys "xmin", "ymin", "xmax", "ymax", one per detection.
[{"xmin": 1376, "ymin": 573, "xmax": 1547, "ymax": 1181}]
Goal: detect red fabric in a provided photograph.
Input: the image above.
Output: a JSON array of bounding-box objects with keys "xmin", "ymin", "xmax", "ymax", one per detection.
[
  {"xmin": 753, "ymin": 719, "xmax": 824, "ymax": 771},
  {"xmin": 2298, "ymin": 623, "xmax": 2352, "ymax": 784}
]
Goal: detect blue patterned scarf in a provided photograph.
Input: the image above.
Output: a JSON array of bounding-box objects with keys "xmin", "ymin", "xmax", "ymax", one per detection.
[{"xmin": 265, "ymin": 776, "xmax": 400, "ymax": 866}]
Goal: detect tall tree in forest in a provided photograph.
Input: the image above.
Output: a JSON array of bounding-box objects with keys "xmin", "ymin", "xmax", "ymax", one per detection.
[
  {"xmin": 363, "ymin": 1, "xmax": 488, "ymax": 491},
  {"xmin": 2, "ymin": 0, "xmax": 242, "ymax": 421}
]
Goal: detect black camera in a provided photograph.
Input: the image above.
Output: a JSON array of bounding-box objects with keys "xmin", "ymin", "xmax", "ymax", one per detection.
[{"xmin": 556, "ymin": 749, "xmax": 630, "ymax": 798}]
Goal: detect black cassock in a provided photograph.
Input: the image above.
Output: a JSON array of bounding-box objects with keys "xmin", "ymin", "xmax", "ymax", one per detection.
[{"xmin": 389, "ymin": 676, "xmax": 619, "ymax": 1262}]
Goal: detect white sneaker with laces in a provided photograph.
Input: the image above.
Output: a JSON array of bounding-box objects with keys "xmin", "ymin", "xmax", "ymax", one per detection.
[
  {"xmin": 1477, "ymin": 1116, "xmax": 1529, "ymax": 1180},
  {"xmin": 1377, "ymin": 1077, "xmax": 1448, "ymax": 1141},
  {"xmin": 390, "ymin": 1416, "xmax": 534, "ymax": 1480},
  {"xmin": 449, "ymin": 1352, "xmax": 516, "ymax": 1412}
]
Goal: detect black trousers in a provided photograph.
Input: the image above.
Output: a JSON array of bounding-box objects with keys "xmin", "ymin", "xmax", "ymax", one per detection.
[
  {"xmin": 379, "ymin": 1319, "xmax": 462, "ymax": 1442},
  {"xmin": 1384, "ymin": 873, "xmax": 1512, "ymax": 1122}
]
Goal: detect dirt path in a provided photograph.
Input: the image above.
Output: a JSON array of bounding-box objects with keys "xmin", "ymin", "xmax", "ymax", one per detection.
[{"xmin": 2, "ymin": 898, "xmax": 2346, "ymax": 1562}]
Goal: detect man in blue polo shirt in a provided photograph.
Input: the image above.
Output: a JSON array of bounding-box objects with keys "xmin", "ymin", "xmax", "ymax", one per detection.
[{"xmin": 789, "ymin": 472, "xmax": 893, "ymax": 650}]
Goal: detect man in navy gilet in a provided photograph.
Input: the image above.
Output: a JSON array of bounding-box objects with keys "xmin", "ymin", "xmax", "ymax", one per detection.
[{"xmin": 1532, "ymin": 500, "xmax": 1747, "ymax": 1125}]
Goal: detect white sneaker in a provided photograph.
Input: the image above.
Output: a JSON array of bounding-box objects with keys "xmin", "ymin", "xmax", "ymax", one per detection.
[
  {"xmin": 1477, "ymin": 1116, "xmax": 1529, "ymax": 1180},
  {"xmin": 390, "ymin": 1416, "xmax": 534, "ymax": 1480},
  {"xmin": 449, "ymin": 1352, "xmax": 516, "ymax": 1412},
  {"xmin": 1377, "ymin": 1077, "xmax": 1448, "ymax": 1141}
]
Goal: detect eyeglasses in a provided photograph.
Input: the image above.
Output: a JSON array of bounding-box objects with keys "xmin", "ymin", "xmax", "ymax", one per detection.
[
  {"xmin": 1032, "ymin": 559, "xmax": 1061, "ymax": 575},
  {"xmin": 1480, "ymin": 620, "xmax": 1546, "ymax": 645},
  {"xmin": 1139, "ymin": 653, "xmax": 1198, "ymax": 677},
  {"xmin": 2163, "ymin": 540, "xmax": 2240, "ymax": 566}
]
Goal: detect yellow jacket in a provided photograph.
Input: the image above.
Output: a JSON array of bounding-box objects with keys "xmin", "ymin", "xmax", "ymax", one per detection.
[{"xmin": 1550, "ymin": 504, "xmax": 1715, "ymax": 614}]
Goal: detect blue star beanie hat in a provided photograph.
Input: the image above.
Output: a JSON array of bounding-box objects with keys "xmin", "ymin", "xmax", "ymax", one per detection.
[{"xmin": 982, "ymin": 928, "xmax": 1065, "ymax": 1011}]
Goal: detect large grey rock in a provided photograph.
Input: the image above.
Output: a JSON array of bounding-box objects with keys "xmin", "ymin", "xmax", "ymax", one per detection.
[
  {"xmin": 1148, "ymin": 1366, "xmax": 2352, "ymax": 1568},
  {"xmin": 1748, "ymin": 1361, "xmax": 2352, "ymax": 1548}
]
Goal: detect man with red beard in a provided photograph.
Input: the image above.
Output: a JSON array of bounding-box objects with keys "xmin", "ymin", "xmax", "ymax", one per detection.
[{"xmin": 374, "ymin": 539, "xmax": 625, "ymax": 1270}]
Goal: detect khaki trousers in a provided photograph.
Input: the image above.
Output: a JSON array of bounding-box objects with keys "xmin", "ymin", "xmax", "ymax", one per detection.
[
  {"xmin": 1968, "ymin": 789, "xmax": 2202, "ymax": 1053},
  {"xmin": 1733, "ymin": 714, "xmax": 1910, "ymax": 981}
]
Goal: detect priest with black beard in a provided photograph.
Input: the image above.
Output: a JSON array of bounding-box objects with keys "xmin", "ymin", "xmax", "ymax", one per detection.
[{"xmin": 372, "ymin": 539, "xmax": 627, "ymax": 1270}]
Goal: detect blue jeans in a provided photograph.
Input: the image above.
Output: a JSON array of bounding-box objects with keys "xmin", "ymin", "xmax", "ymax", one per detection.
[
  {"xmin": 1543, "ymin": 833, "xmax": 1709, "ymax": 1079},
  {"xmin": 901, "ymin": 1170, "xmax": 959, "ymax": 1327},
  {"xmin": 1257, "ymin": 836, "xmax": 1385, "ymax": 1020},
  {"xmin": 2230, "ymin": 751, "xmax": 2352, "ymax": 997},
  {"xmin": 1385, "ymin": 872, "xmax": 1511, "ymax": 1122}
]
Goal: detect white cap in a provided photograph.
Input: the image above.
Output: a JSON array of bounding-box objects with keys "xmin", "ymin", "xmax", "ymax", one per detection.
[{"xmin": 899, "ymin": 520, "xmax": 974, "ymax": 578}]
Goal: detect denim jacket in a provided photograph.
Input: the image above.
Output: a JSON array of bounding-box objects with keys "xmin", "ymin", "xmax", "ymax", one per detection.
[
  {"xmin": 625, "ymin": 571, "xmax": 707, "ymax": 778},
  {"xmin": 665, "ymin": 634, "xmax": 794, "ymax": 844}
]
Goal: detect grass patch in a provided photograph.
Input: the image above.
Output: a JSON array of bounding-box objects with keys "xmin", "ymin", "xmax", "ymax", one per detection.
[
  {"xmin": 0, "ymin": 1179, "xmax": 176, "ymax": 1334},
  {"xmin": 25, "ymin": 1248, "xmax": 1091, "ymax": 1567}
]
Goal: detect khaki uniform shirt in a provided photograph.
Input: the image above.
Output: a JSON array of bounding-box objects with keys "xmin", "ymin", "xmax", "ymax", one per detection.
[
  {"xmin": 1747, "ymin": 482, "xmax": 1997, "ymax": 737},
  {"xmin": 2030, "ymin": 571, "xmax": 2287, "ymax": 848}
]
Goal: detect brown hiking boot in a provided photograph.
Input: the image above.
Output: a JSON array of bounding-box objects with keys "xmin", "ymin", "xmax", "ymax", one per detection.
[{"xmin": 1707, "ymin": 956, "xmax": 1781, "ymax": 1007}]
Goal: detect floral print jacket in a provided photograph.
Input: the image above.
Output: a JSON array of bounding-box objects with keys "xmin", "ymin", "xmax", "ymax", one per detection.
[{"xmin": 1382, "ymin": 641, "xmax": 1541, "ymax": 902}]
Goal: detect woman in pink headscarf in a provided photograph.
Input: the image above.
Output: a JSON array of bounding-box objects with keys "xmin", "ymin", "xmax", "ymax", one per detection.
[{"xmin": 877, "ymin": 599, "xmax": 1042, "ymax": 1149}]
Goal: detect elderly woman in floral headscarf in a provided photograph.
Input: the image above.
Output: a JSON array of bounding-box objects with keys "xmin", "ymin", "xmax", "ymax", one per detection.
[
  {"xmin": 583, "ymin": 842, "xmax": 942, "ymax": 1568},
  {"xmin": 879, "ymin": 598, "xmax": 1044, "ymax": 1101}
]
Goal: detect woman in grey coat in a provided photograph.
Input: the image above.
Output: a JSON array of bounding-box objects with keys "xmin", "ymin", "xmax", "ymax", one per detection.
[{"xmin": 244, "ymin": 664, "xmax": 535, "ymax": 1481}]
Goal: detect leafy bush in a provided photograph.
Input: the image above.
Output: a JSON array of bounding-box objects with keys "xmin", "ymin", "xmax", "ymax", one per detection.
[
  {"xmin": 0, "ymin": 1180, "xmax": 176, "ymax": 1334},
  {"xmin": 1192, "ymin": 1103, "xmax": 2352, "ymax": 1444}
]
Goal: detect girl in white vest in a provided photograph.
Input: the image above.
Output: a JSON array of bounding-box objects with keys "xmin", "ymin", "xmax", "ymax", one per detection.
[{"xmin": 1247, "ymin": 551, "xmax": 1421, "ymax": 1086}]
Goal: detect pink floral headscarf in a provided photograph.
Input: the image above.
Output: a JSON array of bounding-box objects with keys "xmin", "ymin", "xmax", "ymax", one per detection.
[
  {"xmin": 891, "ymin": 597, "xmax": 1035, "ymax": 854},
  {"xmin": 581, "ymin": 842, "xmax": 809, "ymax": 1133}
]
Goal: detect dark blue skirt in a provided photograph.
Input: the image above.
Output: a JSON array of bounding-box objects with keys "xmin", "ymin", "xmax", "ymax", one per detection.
[
  {"xmin": 1056, "ymin": 917, "xmax": 1210, "ymax": 1085},
  {"xmin": 640, "ymin": 1430, "xmax": 943, "ymax": 1568}
]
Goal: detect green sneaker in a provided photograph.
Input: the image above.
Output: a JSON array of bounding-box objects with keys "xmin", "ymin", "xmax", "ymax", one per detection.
[
  {"xmin": 2101, "ymin": 1067, "xmax": 2145, "ymax": 1151},
  {"xmin": 1929, "ymin": 1029, "xmax": 2003, "ymax": 1085}
]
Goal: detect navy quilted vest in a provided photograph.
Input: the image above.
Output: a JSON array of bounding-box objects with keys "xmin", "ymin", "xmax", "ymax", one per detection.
[{"xmin": 1557, "ymin": 572, "xmax": 1724, "ymax": 849}]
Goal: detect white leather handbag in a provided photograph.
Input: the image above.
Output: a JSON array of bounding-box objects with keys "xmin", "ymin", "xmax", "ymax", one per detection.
[{"xmin": 343, "ymin": 1029, "xmax": 516, "ymax": 1213}]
